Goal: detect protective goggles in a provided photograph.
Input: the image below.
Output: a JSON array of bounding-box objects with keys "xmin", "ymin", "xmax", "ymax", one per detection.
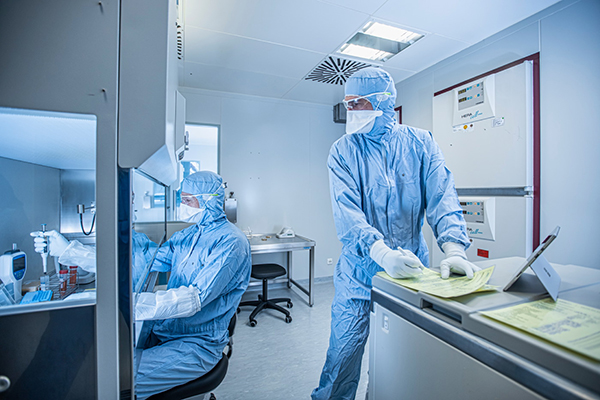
[
  {"xmin": 180, "ymin": 193, "xmax": 219, "ymax": 207},
  {"xmin": 343, "ymin": 92, "xmax": 391, "ymax": 110}
]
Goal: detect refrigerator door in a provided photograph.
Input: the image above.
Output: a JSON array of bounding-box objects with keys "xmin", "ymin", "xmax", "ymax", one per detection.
[
  {"xmin": 433, "ymin": 61, "xmax": 533, "ymax": 188},
  {"xmin": 428, "ymin": 196, "xmax": 533, "ymax": 267},
  {"xmin": 427, "ymin": 61, "xmax": 534, "ymax": 264}
]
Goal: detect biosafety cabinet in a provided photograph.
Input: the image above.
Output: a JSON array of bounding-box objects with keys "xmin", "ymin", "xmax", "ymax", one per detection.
[{"xmin": 0, "ymin": 0, "xmax": 185, "ymax": 398}]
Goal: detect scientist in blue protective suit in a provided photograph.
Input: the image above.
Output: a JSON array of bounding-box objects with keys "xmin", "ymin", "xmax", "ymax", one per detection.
[
  {"xmin": 311, "ymin": 67, "xmax": 480, "ymax": 400},
  {"xmin": 134, "ymin": 171, "xmax": 252, "ymax": 399},
  {"xmin": 32, "ymin": 171, "xmax": 251, "ymax": 398}
]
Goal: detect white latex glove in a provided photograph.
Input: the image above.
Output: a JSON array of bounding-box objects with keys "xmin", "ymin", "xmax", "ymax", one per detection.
[
  {"xmin": 370, "ymin": 239, "xmax": 424, "ymax": 279},
  {"xmin": 135, "ymin": 285, "xmax": 201, "ymax": 321},
  {"xmin": 440, "ymin": 242, "xmax": 481, "ymax": 279},
  {"xmin": 31, "ymin": 230, "xmax": 69, "ymax": 257}
]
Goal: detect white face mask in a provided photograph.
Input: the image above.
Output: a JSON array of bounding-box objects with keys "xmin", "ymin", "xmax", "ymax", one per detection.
[
  {"xmin": 179, "ymin": 204, "xmax": 204, "ymax": 223},
  {"xmin": 346, "ymin": 110, "xmax": 383, "ymax": 135}
]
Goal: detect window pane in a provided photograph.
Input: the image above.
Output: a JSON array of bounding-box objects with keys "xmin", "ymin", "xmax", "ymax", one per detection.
[{"xmin": 183, "ymin": 124, "xmax": 219, "ymax": 175}]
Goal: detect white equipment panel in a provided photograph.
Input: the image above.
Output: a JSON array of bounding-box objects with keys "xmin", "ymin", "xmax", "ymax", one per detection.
[
  {"xmin": 433, "ymin": 62, "xmax": 533, "ymax": 189},
  {"xmin": 460, "ymin": 196, "xmax": 495, "ymax": 241},
  {"xmin": 453, "ymin": 75, "xmax": 496, "ymax": 126},
  {"xmin": 429, "ymin": 196, "xmax": 532, "ymax": 266}
]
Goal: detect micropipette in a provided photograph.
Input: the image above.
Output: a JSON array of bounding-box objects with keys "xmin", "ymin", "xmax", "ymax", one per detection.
[{"xmin": 40, "ymin": 224, "xmax": 48, "ymax": 274}]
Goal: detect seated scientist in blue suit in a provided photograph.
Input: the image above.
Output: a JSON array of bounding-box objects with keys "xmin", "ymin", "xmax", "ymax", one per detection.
[
  {"xmin": 311, "ymin": 67, "xmax": 481, "ymax": 400},
  {"xmin": 31, "ymin": 171, "xmax": 251, "ymax": 399},
  {"xmin": 134, "ymin": 171, "xmax": 252, "ymax": 399}
]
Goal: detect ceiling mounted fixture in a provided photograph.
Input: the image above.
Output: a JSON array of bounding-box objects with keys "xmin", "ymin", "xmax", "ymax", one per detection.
[
  {"xmin": 337, "ymin": 21, "xmax": 424, "ymax": 62},
  {"xmin": 305, "ymin": 56, "xmax": 372, "ymax": 85}
]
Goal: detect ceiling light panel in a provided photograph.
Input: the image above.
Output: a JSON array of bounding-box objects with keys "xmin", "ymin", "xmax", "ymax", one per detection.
[
  {"xmin": 363, "ymin": 22, "xmax": 422, "ymax": 43},
  {"xmin": 339, "ymin": 44, "xmax": 392, "ymax": 62},
  {"xmin": 336, "ymin": 21, "xmax": 424, "ymax": 62}
]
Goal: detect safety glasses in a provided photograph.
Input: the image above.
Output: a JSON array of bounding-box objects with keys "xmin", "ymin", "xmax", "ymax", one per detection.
[
  {"xmin": 343, "ymin": 92, "xmax": 391, "ymax": 110},
  {"xmin": 181, "ymin": 193, "xmax": 218, "ymax": 207}
]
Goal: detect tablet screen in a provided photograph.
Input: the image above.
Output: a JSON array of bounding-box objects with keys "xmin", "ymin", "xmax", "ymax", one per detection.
[{"xmin": 502, "ymin": 226, "xmax": 560, "ymax": 291}]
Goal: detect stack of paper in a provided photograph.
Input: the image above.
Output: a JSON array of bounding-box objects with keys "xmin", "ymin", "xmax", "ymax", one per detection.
[
  {"xmin": 482, "ymin": 298, "xmax": 600, "ymax": 361},
  {"xmin": 377, "ymin": 266, "xmax": 496, "ymax": 298}
]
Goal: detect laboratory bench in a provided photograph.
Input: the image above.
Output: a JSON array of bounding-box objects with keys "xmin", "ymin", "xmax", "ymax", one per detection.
[
  {"xmin": 369, "ymin": 257, "xmax": 600, "ymax": 400},
  {"xmin": 247, "ymin": 234, "xmax": 316, "ymax": 306}
]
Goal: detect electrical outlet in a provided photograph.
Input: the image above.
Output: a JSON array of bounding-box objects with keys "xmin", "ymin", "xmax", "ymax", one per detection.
[{"xmin": 327, "ymin": 258, "xmax": 333, "ymax": 265}]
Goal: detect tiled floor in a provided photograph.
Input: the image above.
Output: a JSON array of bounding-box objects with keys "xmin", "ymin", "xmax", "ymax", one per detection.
[{"xmin": 211, "ymin": 280, "xmax": 369, "ymax": 400}]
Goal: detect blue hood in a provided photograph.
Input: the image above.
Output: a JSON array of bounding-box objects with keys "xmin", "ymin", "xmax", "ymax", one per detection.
[
  {"xmin": 181, "ymin": 171, "xmax": 226, "ymax": 226},
  {"xmin": 345, "ymin": 67, "xmax": 397, "ymax": 138}
]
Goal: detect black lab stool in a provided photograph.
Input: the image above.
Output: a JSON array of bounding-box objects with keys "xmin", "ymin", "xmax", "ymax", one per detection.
[
  {"xmin": 238, "ymin": 263, "xmax": 293, "ymax": 326},
  {"xmin": 148, "ymin": 313, "xmax": 237, "ymax": 400}
]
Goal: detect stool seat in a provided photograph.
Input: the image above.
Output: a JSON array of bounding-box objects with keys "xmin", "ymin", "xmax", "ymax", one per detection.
[
  {"xmin": 239, "ymin": 263, "xmax": 292, "ymax": 326},
  {"xmin": 251, "ymin": 263, "xmax": 286, "ymax": 280}
]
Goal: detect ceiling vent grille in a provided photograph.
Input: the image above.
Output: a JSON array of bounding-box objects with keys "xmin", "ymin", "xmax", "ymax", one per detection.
[{"xmin": 305, "ymin": 57, "xmax": 371, "ymax": 85}]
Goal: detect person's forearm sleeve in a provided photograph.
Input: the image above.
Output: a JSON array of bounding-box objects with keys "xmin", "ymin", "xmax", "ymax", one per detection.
[
  {"xmin": 328, "ymin": 151, "xmax": 384, "ymax": 258},
  {"xmin": 151, "ymin": 239, "xmax": 175, "ymax": 272},
  {"xmin": 192, "ymin": 239, "xmax": 251, "ymax": 306},
  {"xmin": 422, "ymin": 133, "xmax": 470, "ymax": 251},
  {"xmin": 58, "ymin": 240, "xmax": 96, "ymax": 273}
]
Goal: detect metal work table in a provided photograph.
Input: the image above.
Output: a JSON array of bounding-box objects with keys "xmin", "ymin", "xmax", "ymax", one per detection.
[{"xmin": 248, "ymin": 234, "xmax": 316, "ymax": 306}]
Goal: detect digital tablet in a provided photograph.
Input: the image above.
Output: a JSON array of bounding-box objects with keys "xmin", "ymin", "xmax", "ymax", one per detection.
[{"xmin": 503, "ymin": 226, "xmax": 561, "ymax": 292}]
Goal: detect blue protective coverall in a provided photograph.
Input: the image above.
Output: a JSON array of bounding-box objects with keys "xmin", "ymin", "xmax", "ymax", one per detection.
[
  {"xmin": 132, "ymin": 230, "xmax": 158, "ymax": 290},
  {"xmin": 312, "ymin": 68, "xmax": 470, "ymax": 400},
  {"xmin": 135, "ymin": 172, "xmax": 252, "ymax": 399}
]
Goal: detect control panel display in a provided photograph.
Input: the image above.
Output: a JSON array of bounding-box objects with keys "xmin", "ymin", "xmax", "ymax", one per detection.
[
  {"xmin": 458, "ymin": 82, "xmax": 485, "ymax": 111},
  {"xmin": 461, "ymin": 201, "xmax": 485, "ymax": 224}
]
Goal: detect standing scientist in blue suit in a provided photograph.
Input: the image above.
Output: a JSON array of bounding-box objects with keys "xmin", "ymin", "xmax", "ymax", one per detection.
[
  {"xmin": 135, "ymin": 171, "xmax": 252, "ymax": 399},
  {"xmin": 311, "ymin": 67, "xmax": 480, "ymax": 400}
]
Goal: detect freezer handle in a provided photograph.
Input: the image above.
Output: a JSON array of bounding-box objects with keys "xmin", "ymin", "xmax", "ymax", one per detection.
[
  {"xmin": 456, "ymin": 187, "xmax": 532, "ymax": 196},
  {"xmin": 421, "ymin": 299, "xmax": 462, "ymax": 326}
]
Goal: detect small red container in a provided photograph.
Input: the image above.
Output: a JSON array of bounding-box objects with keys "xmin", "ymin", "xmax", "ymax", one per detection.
[{"xmin": 68, "ymin": 266, "xmax": 78, "ymax": 285}]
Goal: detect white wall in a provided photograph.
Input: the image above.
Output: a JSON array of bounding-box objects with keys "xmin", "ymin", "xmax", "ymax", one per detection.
[
  {"xmin": 0, "ymin": 157, "xmax": 61, "ymax": 280},
  {"xmin": 397, "ymin": 0, "xmax": 600, "ymax": 269},
  {"xmin": 179, "ymin": 88, "xmax": 344, "ymax": 280}
]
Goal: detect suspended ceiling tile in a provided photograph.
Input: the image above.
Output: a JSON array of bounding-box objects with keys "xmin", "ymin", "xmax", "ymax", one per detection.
[
  {"xmin": 318, "ymin": 0, "xmax": 389, "ymax": 15},
  {"xmin": 282, "ymin": 79, "xmax": 345, "ymax": 106},
  {"xmin": 379, "ymin": 67, "xmax": 415, "ymax": 86},
  {"xmin": 184, "ymin": 0, "xmax": 369, "ymax": 54},
  {"xmin": 383, "ymin": 34, "xmax": 470, "ymax": 73},
  {"xmin": 184, "ymin": 27, "xmax": 326, "ymax": 80},
  {"xmin": 183, "ymin": 62, "xmax": 299, "ymax": 99},
  {"xmin": 374, "ymin": 0, "xmax": 560, "ymax": 44}
]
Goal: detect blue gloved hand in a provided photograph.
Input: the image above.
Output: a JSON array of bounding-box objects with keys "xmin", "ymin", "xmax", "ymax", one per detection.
[
  {"xmin": 440, "ymin": 242, "xmax": 481, "ymax": 279},
  {"xmin": 370, "ymin": 240, "xmax": 424, "ymax": 279}
]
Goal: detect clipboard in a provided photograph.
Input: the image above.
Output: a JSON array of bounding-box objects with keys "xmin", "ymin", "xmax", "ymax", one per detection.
[{"xmin": 503, "ymin": 226, "xmax": 561, "ymax": 301}]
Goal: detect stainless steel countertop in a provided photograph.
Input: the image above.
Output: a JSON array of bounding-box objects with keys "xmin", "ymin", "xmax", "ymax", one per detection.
[{"xmin": 248, "ymin": 233, "xmax": 315, "ymax": 254}]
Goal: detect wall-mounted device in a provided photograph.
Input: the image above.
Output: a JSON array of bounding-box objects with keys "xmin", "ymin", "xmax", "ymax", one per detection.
[
  {"xmin": 0, "ymin": 244, "xmax": 27, "ymax": 303},
  {"xmin": 453, "ymin": 75, "xmax": 496, "ymax": 127},
  {"xmin": 333, "ymin": 103, "xmax": 347, "ymax": 124},
  {"xmin": 459, "ymin": 196, "xmax": 495, "ymax": 241},
  {"xmin": 224, "ymin": 191, "xmax": 237, "ymax": 224}
]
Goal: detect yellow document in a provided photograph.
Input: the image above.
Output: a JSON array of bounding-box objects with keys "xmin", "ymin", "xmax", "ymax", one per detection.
[
  {"xmin": 376, "ymin": 266, "xmax": 495, "ymax": 298},
  {"xmin": 482, "ymin": 298, "xmax": 600, "ymax": 361}
]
